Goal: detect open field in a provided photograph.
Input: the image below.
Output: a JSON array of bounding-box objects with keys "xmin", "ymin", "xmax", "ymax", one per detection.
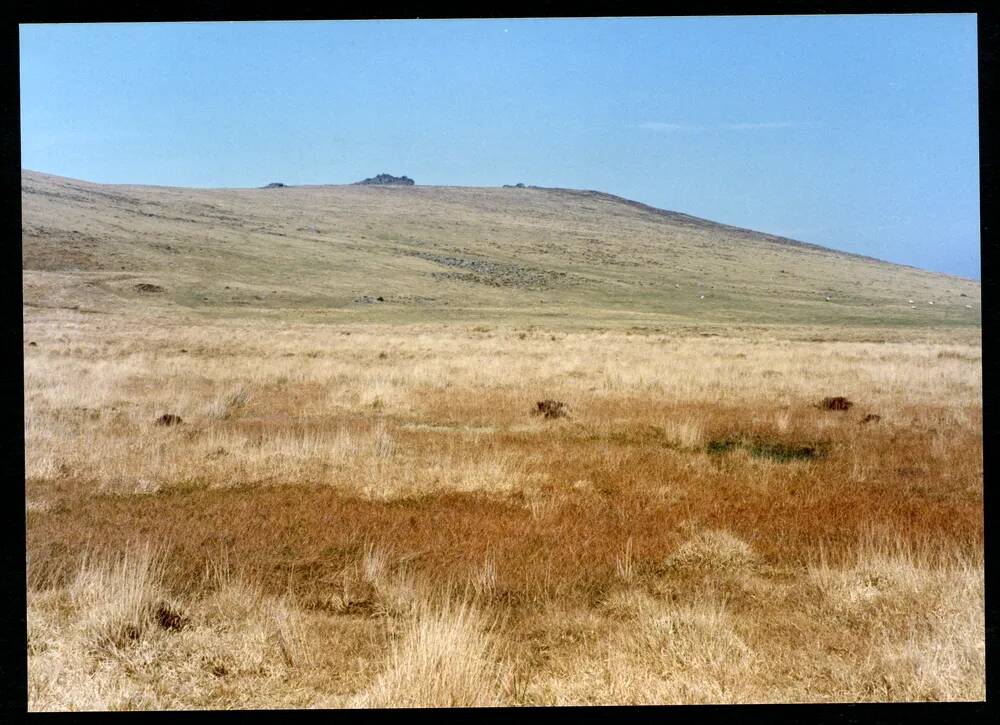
[
  {"xmin": 25, "ymin": 309, "xmax": 983, "ymax": 708},
  {"xmin": 22, "ymin": 171, "xmax": 983, "ymax": 708}
]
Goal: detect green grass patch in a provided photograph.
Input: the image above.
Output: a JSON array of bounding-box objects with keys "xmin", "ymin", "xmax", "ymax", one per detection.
[{"xmin": 706, "ymin": 437, "xmax": 826, "ymax": 462}]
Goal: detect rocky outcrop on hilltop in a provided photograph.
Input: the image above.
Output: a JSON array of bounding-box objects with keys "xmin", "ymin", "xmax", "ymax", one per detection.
[
  {"xmin": 263, "ymin": 182, "xmax": 287, "ymax": 188},
  {"xmin": 354, "ymin": 174, "xmax": 415, "ymax": 186}
]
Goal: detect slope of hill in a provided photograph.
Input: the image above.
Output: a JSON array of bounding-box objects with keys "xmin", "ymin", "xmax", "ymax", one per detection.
[{"xmin": 21, "ymin": 170, "xmax": 980, "ymax": 328}]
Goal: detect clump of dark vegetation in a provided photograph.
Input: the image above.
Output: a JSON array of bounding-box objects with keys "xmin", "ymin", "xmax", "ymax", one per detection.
[
  {"xmin": 534, "ymin": 400, "xmax": 568, "ymax": 419},
  {"xmin": 134, "ymin": 283, "xmax": 164, "ymax": 293},
  {"xmin": 818, "ymin": 396, "xmax": 853, "ymax": 411},
  {"xmin": 937, "ymin": 350, "xmax": 979, "ymax": 361},
  {"xmin": 706, "ymin": 439, "xmax": 740, "ymax": 455},
  {"xmin": 206, "ymin": 657, "xmax": 229, "ymax": 677},
  {"xmin": 155, "ymin": 602, "xmax": 188, "ymax": 631},
  {"xmin": 861, "ymin": 413, "xmax": 882, "ymax": 424},
  {"xmin": 155, "ymin": 413, "xmax": 183, "ymax": 427},
  {"xmin": 706, "ymin": 436, "xmax": 825, "ymax": 462},
  {"xmin": 28, "ymin": 341, "xmax": 37, "ymax": 347}
]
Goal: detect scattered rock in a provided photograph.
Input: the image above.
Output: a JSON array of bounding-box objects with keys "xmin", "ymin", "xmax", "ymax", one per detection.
[
  {"xmin": 28, "ymin": 341, "xmax": 37, "ymax": 347},
  {"xmin": 355, "ymin": 294, "xmax": 436, "ymax": 305},
  {"xmin": 533, "ymin": 400, "xmax": 568, "ymax": 419},
  {"xmin": 134, "ymin": 283, "xmax": 164, "ymax": 293},
  {"xmin": 860, "ymin": 413, "xmax": 882, "ymax": 424},
  {"xmin": 404, "ymin": 250, "xmax": 573, "ymax": 290},
  {"xmin": 354, "ymin": 173, "xmax": 415, "ymax": 186},
  {"xmin": 155, "ymin": 413, "xmax": 183, "ymax": 426},
  {"xmin": 179, "ymin": 349, "xmax": 188, "ymax": 353},
  {"xmin": 818, "ymin": 396, "xmax": 853, "ymax": 411}
]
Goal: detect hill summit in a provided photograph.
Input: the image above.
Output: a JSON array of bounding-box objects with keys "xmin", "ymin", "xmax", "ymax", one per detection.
[{"xmin": 354, "ymin": 173, "xmax": 415, "ymax": 186}]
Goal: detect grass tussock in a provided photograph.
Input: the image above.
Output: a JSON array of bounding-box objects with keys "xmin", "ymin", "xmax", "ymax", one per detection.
[
  {"xmin": 70, "ymin": 542, "xmax": 168, "ymax": 654},
  {"xmin": 353, "ymin": 598, "xmax": 509, "ymax": 708},
  {"xmin": 666, "ymin": 530, "xmax": 760, "ymax": 574}
]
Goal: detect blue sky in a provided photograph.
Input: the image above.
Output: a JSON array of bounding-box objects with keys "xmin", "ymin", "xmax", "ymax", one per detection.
[{"xmin": 19, "ymin": 16, "xmax": 980, "ymax": 279}]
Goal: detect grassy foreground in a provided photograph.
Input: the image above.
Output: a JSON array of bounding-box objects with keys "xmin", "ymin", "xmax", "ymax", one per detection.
[{"xmin": 24, "ymin": 308, "xmax": 983, "ymax": 708}]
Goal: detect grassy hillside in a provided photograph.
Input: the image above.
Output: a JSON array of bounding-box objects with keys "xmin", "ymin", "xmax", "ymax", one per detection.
[
  {"xmin": 23, "ymin": 169, "xmax": 983, "ymax": 707},
  {"xmin": 21, "ymin": 170, "xmax": 980, "ymax": 329}
]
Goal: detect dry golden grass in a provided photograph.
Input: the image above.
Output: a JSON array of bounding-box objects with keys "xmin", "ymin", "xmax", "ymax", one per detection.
[
  {"xmin": 352, "ymin": 598, "xmax": 509, "ymax": 708},
  {"xmin": 24, "ymin": 309, "xmax": 983, "ymax": 709}
]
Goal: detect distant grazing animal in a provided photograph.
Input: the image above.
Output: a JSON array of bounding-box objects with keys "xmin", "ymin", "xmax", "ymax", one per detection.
[
  {"xmin": 965, "ymin": 304, "xmax": 973, "ymax": 309},
  {"xmin": 908, "ymin": 299, "xmax": 914, "ymax": 304},
  {"xmin": 824, "ymin": 296, "xmax": 831, "ymax": 302},
  {"xmin": 928, "ymin": 301, "xmax": 934, "ymax": 305},
  {"xmin": 699, "ymin": 295, "xmax": 705, "ymax": 300}
]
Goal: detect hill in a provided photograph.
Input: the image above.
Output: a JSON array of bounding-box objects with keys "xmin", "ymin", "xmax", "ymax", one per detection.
[{"xmin": 21, "ymin": 169, "xmax": 980, "ymax": 329}]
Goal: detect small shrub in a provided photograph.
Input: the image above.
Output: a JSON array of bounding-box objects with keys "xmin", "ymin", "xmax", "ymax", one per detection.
[
  {"xmin": 154, "ymin": 601, "xmax": 188, "ymax": 631},
  {"xmin": 819, "ymin": 396, "xmax": 854, "ymax": 411},
  {"xmin": 533, "ymin": 400, "xmax": 568, "ymax": 419}
]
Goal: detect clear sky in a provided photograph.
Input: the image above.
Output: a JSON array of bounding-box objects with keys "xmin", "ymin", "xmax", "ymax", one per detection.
[{"xmin": 19, "ymin": 16, "xmax": 981, "ymax": 279}]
